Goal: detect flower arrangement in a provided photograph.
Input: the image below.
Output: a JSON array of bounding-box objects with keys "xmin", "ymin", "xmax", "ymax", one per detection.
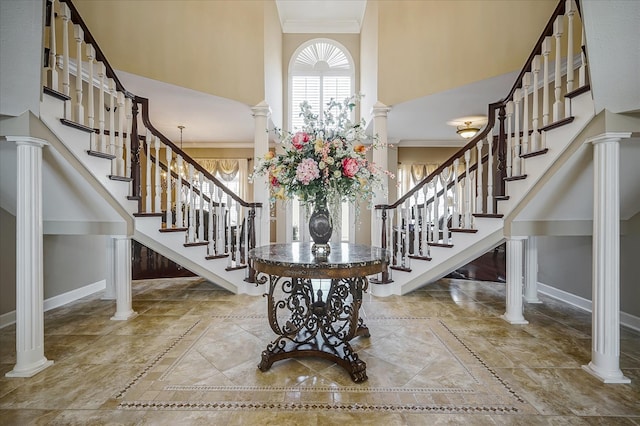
[{"xmin": 251, "ymin": 94, "xmax": 392, "ymax": 221}]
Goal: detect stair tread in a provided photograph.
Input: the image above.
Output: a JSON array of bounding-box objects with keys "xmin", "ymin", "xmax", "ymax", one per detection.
[
  {"xmin": 133, "ymin": 212, "xmax": 163, "ymax": 217},
  {"xmin": 449, "ymin": 228, "xmax": 478, "ymax": 233},
  {"xmin": 159, "ymin": 227, "xmax": 188, "ymax": 233},
  {"xmin": 43, "ymin": 86, "xmax": 70, "ymax": 101},
  {"xmin": 184, "ymin": 241, "xmax": 208, "ymax": 247},
  {"xmin": 495, "ymin": 195, "xmax": 510, "ymax": 201},
  {"xmin": 565, "ymin": 84, "xmax": 590, "ymax": 99},
  {"xmin": 108, "ymin": 175, "xmax": 133, "ymax": 182},
  {"xmin": 61, "ymin": 118, "xmax": 95, "ymax": 133},
  {"xmin": 504, "ymin": 174, "xmax": 527, "ymax": 182},
  {"xmin": 539, "ymin": 116, "xmax": 574, "ymax": 133},
  {"xmin": 521, "ymin": 148, "xmax": 549, "ymax": 159},
  {"xmin": 473, "ymin": 213, "xmax": 504, "ymax": 218},
  {"xmin": 429, "ymin": 242, "xmax": 454, "ymax": 248},
  {"xmin": 87, "ymin": 150, "xmax": 116, "ymax": 160}
]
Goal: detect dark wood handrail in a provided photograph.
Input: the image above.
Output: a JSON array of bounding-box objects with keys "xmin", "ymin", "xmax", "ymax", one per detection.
[
  {"xmin": 376, "ymin": 0, "xmax": 576, "ymax": 212},
  {"xmin": 60, "ymin": 0, "xmax": 260, "ymax": 210},
  {"xmin": 135, "ymin": 97, "xmax": 261, "ymax": 209}
]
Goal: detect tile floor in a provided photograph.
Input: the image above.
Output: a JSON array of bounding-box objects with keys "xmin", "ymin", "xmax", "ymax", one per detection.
[{"xmin": 0, "ymin": 277, "xmax": 638, "ymax": 425}]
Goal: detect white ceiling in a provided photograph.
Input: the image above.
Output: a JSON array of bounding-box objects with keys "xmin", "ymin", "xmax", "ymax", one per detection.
[{"xmin": 116, "ymin": 0, "xmax": 514, "ymax": 149}]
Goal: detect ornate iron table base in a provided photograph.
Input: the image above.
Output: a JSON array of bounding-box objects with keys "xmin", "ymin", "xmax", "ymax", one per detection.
[{"xmin": 256, "ymin": 275, "xmax": 370, "ymax": 383}]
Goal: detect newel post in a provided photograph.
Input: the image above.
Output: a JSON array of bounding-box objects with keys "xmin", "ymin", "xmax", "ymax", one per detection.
[
  {"xmin": 495, "ymin": 104, "xmax": 507, "ymax": 203},
  {"xmin": 130, "ymin": 99, "xmax": 142, "ymax": 212}
]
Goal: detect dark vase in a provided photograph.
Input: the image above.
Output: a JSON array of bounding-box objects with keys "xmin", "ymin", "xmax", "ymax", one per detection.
[{"xmin": 309, "ymin": 198, "xmax": 332, "ymax": 256}]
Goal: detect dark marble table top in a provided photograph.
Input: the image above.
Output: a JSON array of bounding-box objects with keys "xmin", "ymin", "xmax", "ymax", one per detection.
[{"xmin": 249, "ymin": 243, "xmax": 389, "ymax": 279}]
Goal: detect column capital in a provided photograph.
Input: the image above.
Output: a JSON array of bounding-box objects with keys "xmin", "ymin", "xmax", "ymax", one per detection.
[
  {"xmin": 4, "ymin": 136, "xmax": 49, "ymax": 148},
  {"xmin": 371, "ymin": 101, "xmax": 391, "ymax": 118},
  {"xmin": 251, "ymin": 101, "xmax": 271, "ymax": 118},
  {"xmin": 585, "ymin": 132, "xmax": 632, "ymax": 146}
]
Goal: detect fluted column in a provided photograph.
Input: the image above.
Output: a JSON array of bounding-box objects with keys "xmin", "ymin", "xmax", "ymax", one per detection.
[
  {"xmin": 582, "ymin": 132, "xmax": 631, "ymax": 384},
  {"xmin": 502, "ymin": 236, "xmax": 529, "ymax": 325},
  {"xmin": 110, "ymin": 236, "xmax": 137, "ymax": 321},
  {"xmin": 371, "ymin": 102, "xmax": 391, "ymax": 248},
  {"xmin": 523, "ymin": 236, "xmax": 542, "ymax": 303},
  {"xmin": 5, "ymin": 136, "xmax": 54, "ymax": 378},
  {"xmin": 252, "ymin": 101, "xmax": 271, "ymax": 245}
]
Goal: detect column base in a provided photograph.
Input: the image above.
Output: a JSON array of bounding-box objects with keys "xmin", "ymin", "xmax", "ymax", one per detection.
[
  {"xmin": 523, "ymin": 297, "xmax": 543, "ymax": 304},
  {"xmin": 501, "ymin": 314, "xmax": 529, "ymax": 325},
  {"xmin": 582, "ymin": 362, "xmax": 630, "ymax": 384},
  {"xmin": 6, "ymin": 358, "xmax": 53, "ymax": 378},
  {"xmin": 111, "ymin": 310, "xmax": 138, "ymax": 321}
]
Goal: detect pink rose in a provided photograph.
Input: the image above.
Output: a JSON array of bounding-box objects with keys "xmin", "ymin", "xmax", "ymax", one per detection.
[
  {"xmin": 342, "ymin": 157, "xmax": 359, "ymax": 178},
  {"xmin": 292, "ymin": 132, "xmax": 310, "ymax": 150}
]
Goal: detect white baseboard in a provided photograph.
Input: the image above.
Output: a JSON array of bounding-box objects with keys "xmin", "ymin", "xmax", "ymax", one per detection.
[
  {"xmin": 538, "ymin": 282, "xmax": 640, "ymax": 332},
  {"xmin": 0, "ymin": 280, "xmax": 106, "ymax": 329}
]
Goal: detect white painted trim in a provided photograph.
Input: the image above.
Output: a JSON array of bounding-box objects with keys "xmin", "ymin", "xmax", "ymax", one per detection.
[
  {"xmin": 0, "ymin": 280, "xmax": 106, "ymax": 329},
  {"xmin": 538, "ymin": 282, "xmax": 640, "ymax": 332}
]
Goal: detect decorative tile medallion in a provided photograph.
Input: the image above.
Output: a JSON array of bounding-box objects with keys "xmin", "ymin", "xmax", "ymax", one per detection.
[{"xmin": 115, "ymin": 315, "xmax": 536, "ymax": 414}]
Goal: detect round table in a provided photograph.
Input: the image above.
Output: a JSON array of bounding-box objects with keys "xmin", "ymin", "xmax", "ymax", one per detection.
[{"xmin": 249, "ymin": 242, "xmax": 389, "ymax": 383}]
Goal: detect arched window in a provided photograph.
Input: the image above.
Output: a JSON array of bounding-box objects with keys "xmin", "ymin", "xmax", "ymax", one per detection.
[
  {"xmin": 287, "ymin": 40, "xmax": 356, "ymax": 243},
  {"xmin": 289, "ymin": 39, "xmax": 355, "ymax": 131}
]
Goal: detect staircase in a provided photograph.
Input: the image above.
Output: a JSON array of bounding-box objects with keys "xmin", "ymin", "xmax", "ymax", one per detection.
[
  {"xmin": 24, "ymin": 0, "xmax": 637, "ymax": 299},
  {"xmin": 35, "ymin": 0, "xmax": 263, "ymax": 295}
]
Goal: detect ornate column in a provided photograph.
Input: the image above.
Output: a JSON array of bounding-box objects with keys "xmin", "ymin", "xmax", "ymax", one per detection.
[
  {"xmin": 5, "ymin": 136, "xmax": 54, "ymax": 378},
  {"xmin": 502, "ymin": 236, "xmax": 528, "ymax": 325},
  {"xmin": 110, "ymin": 236, "xmax": 137, "ymax": 321},
  {"xmin": 523, "ymin": 236, "xmax": 542, "ymax": 304},
  {"xmin": 371, "ymin": 102, "xmax": 391, "ymax": 248},
  {"xmin": 582, "ymin": 132, "xmax": 631, "ymax": 384},
  {"xmin": 252, "ymin": 101, "xmax": 271, "ymax": 245}
]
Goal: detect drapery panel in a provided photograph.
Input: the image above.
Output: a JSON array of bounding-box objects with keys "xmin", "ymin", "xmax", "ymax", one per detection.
[{"xmin": 195, "ymin": 158, "xmax": 248, "ymax": 199}]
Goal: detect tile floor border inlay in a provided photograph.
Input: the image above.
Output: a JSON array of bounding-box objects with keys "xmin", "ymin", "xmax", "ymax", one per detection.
[
  {"xmin": 115, "ymin": 315, "xmax": 538, "ymax": 414},
  {"xmin": 113, "ymin": 320, "xmax": 201, "ymax": 399},
  {"xmin": 117, "ymin": 400, "xmax": 523, "ymax": 414}
]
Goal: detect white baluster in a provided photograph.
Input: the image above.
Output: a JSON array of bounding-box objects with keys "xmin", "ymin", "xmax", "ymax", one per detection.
[
  {"xmin": 176, "ymin": 155, "xmax": 184, "ymax": 227},
  {"xmin": 47, "ymin": 0, "xmax": 58, "ymax": 90},
  {"xmin": 565, "ymin": 0, "xmax": 575, "ymax": 120},
  {"xmin": 522, "ymin": 72, "xmax": 531, "ymax": 155},
  {"xmin": 432, "ymin": 185, "xmax": 440, "ymax": 242},
  {"xmin": 154, "ymin": 136, "xmax": 161, "ymax": 213},
  {"xmin": 73, "ymin": 24, "xmax": 84, "ymax": 124},
  {"xmin": 145, "ymin": 129, "xmax": 152, "ymax": 213},
  {"xmin": 60, "ymin": 2, "xmax": 71, "ymax": 119},
  {"xmin": 217, "ymin": 187, "xmax": 224, "ymax": 254},
  {"xmin": 116, "ymin": 92, "xmax": 125, "ymax": 176},
  {"xmin": 531, "ymin": 55, "xmax": 541, "ymax": 152},
  {"xmin": 208, "ymin": 181, "xmax": 214, "ymax": 254},
  {"xmin": 426, "ymin": 182, "xmax": 435, "ymax": 241},
  {"xmin": 86, "ymin": 44, "xmax": 95, "ymax": 150},
  {"xmin": 198, "ymin": 172, "xmax": 205, "ymax": 240},
  {"xmin": 97, "ymin": 62, "xmax": 106, "ymax": 153},
  {"xmin": 420, "ymin": 185, "xmax": 429, "ymax": 255},
  {"xmin": 188, "ymin": 164, "xmax": 195, "ymax": 243},
  {"xmin": 475, "ymin": 139, "xmax": 483, "ymax": 213},
  {"xmin": 440, "ymin": 170, "xmax": 450, "ymax": 245},
  {"xmin": 579, "ymin": 26, "xmax": 587, "ymax": 87},
  {"xmin": 542, "ymin": 37, "xmax": 552, "ymax": 127},
  {"xmin": 403, "ymin": 200, "xmax": 410, "ymax": 267},
  {"xmin": 235, "ymin": 201, "xmax": 242, "ymax": 265},
  {"xmin": 513, "ymin": 88, "xmax": 522, "ymax": 176},
  {"xmin": 124, "ymin": 97, "xmax": 132, "ymax": 179},
  {"xmin": 506, "ymin": 101, "xmax": 514, "ymax": 178},
  {"xmin": 487, "ymin": 137, "xmax": 494, "ymax": 214},
  {"xmin": 165, "ymin": 146, "xmax": 172, "ymax": 228},
  {"xmin": 464, "ymin": 149, "xmax": 472, "ymax": 228},
  {"xmin": 108, "ymin": 79, "xmax": 116, "ymax": 161},
  {"xmin": 553, "ymin": 15, "xmax": 564, "ymax": 122},
  {"xmin": 452, "ymin": 158, "xmax": 460, "ymax": 228}
]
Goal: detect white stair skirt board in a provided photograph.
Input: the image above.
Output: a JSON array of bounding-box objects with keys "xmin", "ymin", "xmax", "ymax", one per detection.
[{"xmin": 0, "ymin": 280, "xmax": 106, "ymax": 329}]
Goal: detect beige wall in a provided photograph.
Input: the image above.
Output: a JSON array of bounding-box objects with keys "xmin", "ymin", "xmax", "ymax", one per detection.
[
  {"xmin": 376, "ymin": 0, "xmax": 557, "ymax": 105},
  {"xmin": 74, "ymin": 0, "xmax": 267, "ymax": 106},
  {"xmin": 398, "ymin": 146, "xmax": 460, "ymax": 165}
]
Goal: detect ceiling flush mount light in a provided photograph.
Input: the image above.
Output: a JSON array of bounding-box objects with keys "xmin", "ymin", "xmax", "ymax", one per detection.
[{"xmin": 456, "ymin": 121, "xmax": 480, "ymax": 139}]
